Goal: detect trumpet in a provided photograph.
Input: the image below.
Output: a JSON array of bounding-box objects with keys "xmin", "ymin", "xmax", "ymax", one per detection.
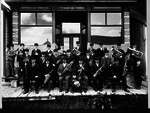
[{"xmin": 127, "ymin": 47, "xmax": 144, "ymax": 59}]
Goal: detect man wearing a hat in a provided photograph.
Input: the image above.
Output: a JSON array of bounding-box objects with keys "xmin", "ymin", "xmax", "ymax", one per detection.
[
  {"xmin": 87, "ymin": 42, "xmax": 95, "ymax": 58},
  {"xmin": 57, "ymin": 54, "xmax": 71, "ymax": 92},
  {"xmin": 15, "ymin": 43, "xmax": 25, "ymax": 84},
  {"xmin": 76, "ymin": 55, "xmax": 89, "ymax": 92},
  {"xmin": 100, "ymin": 49, "xmax": 112, "ymax": 88},
  {"xmin": 29, "ymin": 57, "xmax": 42, "ymax": 94},
  {"xmin": 22, "ymin": 48, "xmax": 31, "ymax": 94},
  {"xmin": 31, "ymin": 43, "xmax": 41, "ymax": 64},
  {"xmin": 94, "ymin": 44, "xmax": 105, "ymax": 64}
]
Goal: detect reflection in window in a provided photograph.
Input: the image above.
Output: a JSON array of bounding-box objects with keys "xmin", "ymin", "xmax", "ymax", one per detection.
[
  {"xmin": 21, "ymin": 13, "xmax": 36, "ymax": 25},
  {"xmin": 37, "ymin": 13, "xmax": 52, "ymax": 25},
  {"xmin": 107, "ymin": 13, "xmax": 121, "ymax": 25},
  {"xmin": 91, "ymin": 27, "xmax": 121, "ymax": 37},
  {"xmin": 91, "ymin": 13, "xmax": 105, "ymax": 25},
  {"xmin": 21, "ymin": 27, "xmax": 52, "ymax": 45},
  {"xmin": 62, "ymin": 23, "xmax": 80, "ymax": 34}
]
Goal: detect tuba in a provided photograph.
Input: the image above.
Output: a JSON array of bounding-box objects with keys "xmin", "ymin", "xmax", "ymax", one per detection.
[
  {"xmin": 127, "ymin": 47, "xmax": 144, "ymax": 59},
  {"xmin": 111, "ymin": 48, "xmax": 123, "ymax": 59}
]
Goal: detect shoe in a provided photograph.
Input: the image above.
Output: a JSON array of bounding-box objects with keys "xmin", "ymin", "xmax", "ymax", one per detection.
[{"xmin": 23, "ymin": 90, "xmax": 28, "ymax": 94}]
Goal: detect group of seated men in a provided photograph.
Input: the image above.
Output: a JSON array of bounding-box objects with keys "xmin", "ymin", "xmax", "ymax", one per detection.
[{"xmin": 6, "ymin": 42, "xmax": 144, "ymax": 94}]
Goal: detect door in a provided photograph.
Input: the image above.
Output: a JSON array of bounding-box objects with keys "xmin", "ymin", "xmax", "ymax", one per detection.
[{"xmin": 63, "ymin": 35, "xmax": 79, "ymax": 50}]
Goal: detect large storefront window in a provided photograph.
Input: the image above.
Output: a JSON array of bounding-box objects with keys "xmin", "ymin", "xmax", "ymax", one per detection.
[
  {"xmin": 20, "ymin": 12, "xmax": 52, "ymax": 45},
  {"xmin": 90, "ymin": 12, "xmax": 122, "ymax": 37}
]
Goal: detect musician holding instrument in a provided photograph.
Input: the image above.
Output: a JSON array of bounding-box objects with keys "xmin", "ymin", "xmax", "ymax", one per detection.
[
  {"xmin": 126, "ymin": 45, "xmax": 144, "ymax": 89},
  {"xmin": 42, "ymin": 59, "xmax": 55, "ymax": 91},
  {"xmin": 100, "ymin": 49, "xmax": 112, "ymax": 88},
  {"xmin": 22, "ymin": 48, "xmax": 31, "ymax": 94},
  {"xmin": 76, "ymin": 56, "xmax": 89, "ymax": 92},
  {"xmin": 31, "ymin": 43, "xmax": 41, "ymax": 65},
  {"xmin": 15, "ymin": 43, "xmax": 25, "ymax": 84},
  {"xmin": 6, "ymin": 44, "xmax": 16, "ymax": 78},
  {"xmin": 92, "ymin": 57, "xmax": 104, "ymax": 91},
  {"xmin": 57, "ymin": 55, "xmax": 72, "ymax": 92},
  {"xmin": 29, "ymin": 57, "xmax": 42, "ymax": 94}
]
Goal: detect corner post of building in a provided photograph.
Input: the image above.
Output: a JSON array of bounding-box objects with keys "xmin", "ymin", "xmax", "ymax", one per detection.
[
  {"xmin": 147, "ymin": 0, "xmax": 150, "ymax": 109},
  {"xmin": 0, "ymin": 1, "xmax": 3, "ymax": 109}
]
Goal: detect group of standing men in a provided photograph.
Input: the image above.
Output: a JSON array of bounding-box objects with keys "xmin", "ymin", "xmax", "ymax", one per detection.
[{"xmin": 6, "ymin": 42, "xmax": 144, "ymax": 94}]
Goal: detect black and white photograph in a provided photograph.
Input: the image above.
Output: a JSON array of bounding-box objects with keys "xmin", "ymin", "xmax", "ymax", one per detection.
[{"xmin": 0, "ymin": 0, "xmax": 149, "ymax": 112}]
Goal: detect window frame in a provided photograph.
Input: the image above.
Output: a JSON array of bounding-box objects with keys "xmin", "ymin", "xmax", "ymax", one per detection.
[
  {"xmin": 90, "ymin": 11, "xmax": 123, "ymax": 38},
  {"xmin": 19, "ymin": 11, "xmax": 53, "ymax": 45}
]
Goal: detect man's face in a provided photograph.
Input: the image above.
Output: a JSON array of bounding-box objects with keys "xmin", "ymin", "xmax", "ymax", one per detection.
[
  {"xmin": 35, "ymin": 46, "xmax": 38, "ymax": 49},
  {"xmin": 31, "ymin": 60, "xmax": 36, "ymax": 66},
  {"xmin": 20, "ymin": 45, "xmax": 24, "ymax": 49},
  {"xmin": 25, "ymin": 51, "xmax": 29, "ymax": 55},
  {"xmin": 95, "ymin": 60, "xmax": 99, "ymax": 64},
  {"xmin": 79, "ymin": 60, "xmax": 83, "ymax": 65},
  {"xmin": 63, "ymin": 59, "xmax": 66, "ymax": 63}
]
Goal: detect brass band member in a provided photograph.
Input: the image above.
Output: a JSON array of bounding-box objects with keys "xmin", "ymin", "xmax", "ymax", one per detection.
[
  {"xmin": 92, "ymin": 57, "xmax": 104, "ymax": 91},
  {"xmin": 126, "ymin": 45, "xmax": 144, "ymax": 89},
  {"xmin": 100, "ymin": 49, "xmax": 112, "ymax": 88},
  {"xmin": 15, "ymin": 43, "xmax": 25, "ymax": 84},
  {"xmin": 31, "ymin": 43, "xmax": 41, "ymax": 64},
  {"xmin": 30, "ymin": 57, "xmax": 42, "ymax": 94},
  {"xmin": 22, "ymin": 48, "xmax": 31, "ymax": 94},
  {"xmin": 87, "ymin": 43, "xmax": 95, "ymax": 59},
  {"xmin": 76, "ymin": 55, "xmax": 89, "ymax": 92},
  {"xmin": 6, "ymin": 44, "xmax": 15, "ymax": 78},
  {"xmin": 57, "ymin": 55, "xmax": 71, "ymax": 92},
  {"xmin": 94, "ymin": 44, "xmax": 105, "ymax": 64},
  {"xmin": 112, "ymin": 44, "xmax": 128, "ymax": 91},
  {"xmin": 42, "ymin": 60, "xmax": 55, "ymax": 91}
]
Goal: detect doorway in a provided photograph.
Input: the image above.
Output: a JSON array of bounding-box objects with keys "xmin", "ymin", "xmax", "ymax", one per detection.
[{"xmin": 55, "ymin": 11, "xmax": 88, "ymax": 52}]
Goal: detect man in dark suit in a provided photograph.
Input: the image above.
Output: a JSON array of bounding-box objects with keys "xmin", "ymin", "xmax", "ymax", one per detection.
[
  {"xmin": 57, "ymin": 55, "xmax": 71, "ymax": 92},
  {"xmin": 31, "ymin": 43, "xmax": 41, "ymax": 64},
  {"xmin": 15, "ymin": 43, "xmax": 25, "ymax": 85},
  {"xmin": 42, "ymin": 60, "xmax": 55, "ymax": 91},
  {"xmin": 94, "ymin": 44, "xmax": 105, "ymax": 64},
  {"xmin": 30, "ymin": 57, "xmax": 42, "ymax": 94},
  {"xmin": 22, "ymin": 48, "xmax": 31, "ymax": 94},
  {"xmin": 93, "ymin": 58, "xmax": 104, "ymax": 91},
  {"xmin": 76, "ymin": 56, "xmax": 89, "ymax": 92}
]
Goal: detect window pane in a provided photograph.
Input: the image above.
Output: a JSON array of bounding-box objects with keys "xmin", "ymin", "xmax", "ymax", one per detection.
[
  {"xmin": 21, "ymin": 13, "xmax": 36, "ymax": 25},
  {"xmin": 73, "ymin": 37, "xmax": 79, "ymax": 48},
  {"xmin": 91, "ymin": 27, "xmax": 121, "ymax": 37},
  {"xmin": 64, "ymin": 37, "xmax": 69, "ymax": 50},
  {"xmin": 37, "ymin": 13, "xmax": 52, "ymax": 25},
  {"xmin": 107, "ymin": 13, "xmax": 121, "ymax": 25},
  {"xmin": 91, "ymin": 13, "xmax": 105, "ymax": 25},
  {"xmin": 62, "ymin": 23, "xmax": 80, "ymax": 34},
  {"xmin": 21, "ymin": 27, "xmax": 52, "ymax": 45}
]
